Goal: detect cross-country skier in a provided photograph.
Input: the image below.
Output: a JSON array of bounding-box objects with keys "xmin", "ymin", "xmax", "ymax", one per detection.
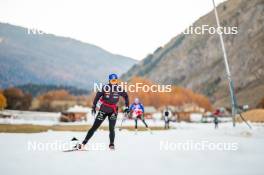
[
  {"xmin": 163, "ymin": 107, "xmax": 172, "ymax": 129},
  {"xmin": 213, "ymin": 109, "xmax": 221, "ymax": 129},
  {"xmin": 75, "ymin": 73, "xmax": 130, "ymax": 150},
  {"xmin": 129, "ymin": 98, "xmax": 150, "ymax": 133},
  {"xmin": 214, "ymin": 116, "xmax": 219, "ymax": 129}
]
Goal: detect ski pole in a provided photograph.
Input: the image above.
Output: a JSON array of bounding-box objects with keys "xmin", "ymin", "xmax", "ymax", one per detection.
[
  {"xmin": 119, "ymin": 113, "xmax": 127, "ymax": 131},
  {"xmin": 239, "ymin": 113, "xmax": 252, "ymax": 129}
]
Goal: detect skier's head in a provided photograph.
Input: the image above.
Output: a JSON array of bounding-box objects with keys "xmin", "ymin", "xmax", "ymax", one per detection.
[
  {"xmin": 134, "ymin": 98, "xmax": 140, "ymax": 104},
  {"xmin": 108, "ymin": 73, "xmax": 119, "ymax": 85}
]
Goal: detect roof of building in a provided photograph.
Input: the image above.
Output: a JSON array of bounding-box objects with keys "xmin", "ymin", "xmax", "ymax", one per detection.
[
  {"xmin": 67, "ymin": 105, "xmax": 91, "ymax": 113},
  {"xmin": 144, "ymin": 106, "xmax": 157, "ymax": 113}
]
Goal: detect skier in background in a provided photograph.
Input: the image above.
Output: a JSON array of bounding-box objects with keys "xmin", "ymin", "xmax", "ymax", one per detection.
[
  {"xmin": 213, "ymin": 109, "xmax": 221, "ymax": 129},
  {"xmin": 75, "ymin": 73, "xmax": 130, "ymax": 150},
  {"xmin": 214, "ymin": 116, "xmax": 219, "ymax": 129},
  {"xmin": 163, "ymin": 106, "xmax": 172, "ymax": 129},
  {"xmin": 129, "ymin": 98, "xmax": 150, "ymax": 133}
]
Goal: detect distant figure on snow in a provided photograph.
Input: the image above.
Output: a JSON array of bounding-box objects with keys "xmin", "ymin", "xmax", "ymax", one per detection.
[
  {"xmin": 163, "ymin": 107, "xmax": 172, "ymax": 129},
  {"xmin": 213, "ymin": 109, "xmax": 221, "ymax": 129},
  {"xmin": 129, "ymin": 98, "xmax": 150, "ymax": 133}
]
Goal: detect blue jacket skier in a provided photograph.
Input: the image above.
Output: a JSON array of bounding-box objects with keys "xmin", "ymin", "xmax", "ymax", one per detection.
[{"xmin": 129, "ymin": 98, "xmax": 149, "ymax": 130}]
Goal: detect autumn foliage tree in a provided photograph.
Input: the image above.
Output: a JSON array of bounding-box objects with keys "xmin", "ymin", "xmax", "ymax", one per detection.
[
  {"xmin": 125, "ymin": 77, "xmax": 213, "ymax": 111},
  {"xmin": 38, "ymin": 90, "xmax": 75, "ymax": 101},
  {"xmin": 37, "ymin": 90, "xmax": 76, "ymax": 111},
  {"xmin": 257, "ymin": 97, "xmax": 264, "ymax": 109},
  {"xmin": 86, "ymin": 76, "xmax": 213, "ymax": 111},
  {"xmin": 3, "ymin": 87, "xmax": 32, "ymax": 110},
  {"xmin": 86, "ymin": 92, "xmax": 96, "ymax": 107},
  {"xmin": 0, "ymin": 93, "xmax": 7, "ymax": 110}
]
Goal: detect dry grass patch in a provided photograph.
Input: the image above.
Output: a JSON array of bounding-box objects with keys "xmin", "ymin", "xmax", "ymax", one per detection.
[
  {"xmin": 0, "ymin": 124, "xmax": 165, "ymax": 133},
  {"xmin": 237, "ymin": 109, "xmax": 264, "ymax": 123}
]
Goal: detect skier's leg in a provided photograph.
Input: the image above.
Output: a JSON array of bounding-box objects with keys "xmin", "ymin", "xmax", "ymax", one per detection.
[
  {"xmin": 164, "ymin": 119, "xmax": 168, "ymax": 129},
  {"xmin": 82, "ymin": 111, "xmax": 106, "ymax": 145},
  {"xmin": 108, "ymin": 113, "xmax": 117, "ymax": 145},
  {"xmin": 141, "ymin": 118, "xmax": 148, "ymax": 128},
  {"xmin": 141, "ymin": 117, "xmax": 152, "ymax": 134},
  {"xmin": 135, "ymin": 118, "xmax": 138, "ymax": 129},
  {"xmin": 142, "ymin": 120, "xmax": 148, "ymax": 128}
]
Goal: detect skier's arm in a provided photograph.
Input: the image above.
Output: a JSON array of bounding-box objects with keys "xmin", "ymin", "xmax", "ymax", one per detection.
[
  {"xmin": 92, "ymin": 91, "xmax": 103, "ymax": 108},
  {"xmin": 120, "ymin": 91, "xmax": 129, "ymax": 108},
  {"xmin": 140, "ymin": 103, "xmax": 145, "ymax": 113},
  {"xmin": 129, "ymin": 104, "xmax": 134, "ymax": 111}
]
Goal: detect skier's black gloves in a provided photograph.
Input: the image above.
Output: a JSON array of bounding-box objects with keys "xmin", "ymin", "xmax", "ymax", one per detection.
[
  {"xmin": 124, "ymin": 107, "xmax": 130, "ymax": 114},
  {"xmin": 91, "ymin": 106, "xmax": 96, "ymax": 116}
]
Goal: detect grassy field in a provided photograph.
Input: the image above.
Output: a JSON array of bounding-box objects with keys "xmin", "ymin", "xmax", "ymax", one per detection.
[{"xmin": 0, "ymin": 124, "xmax": 166, "ymax": 133}]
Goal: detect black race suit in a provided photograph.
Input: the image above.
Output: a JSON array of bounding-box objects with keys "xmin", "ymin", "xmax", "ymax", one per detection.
[{"xmin": 82, "ymin": 84, "xmax": 129, "ymax": 145}]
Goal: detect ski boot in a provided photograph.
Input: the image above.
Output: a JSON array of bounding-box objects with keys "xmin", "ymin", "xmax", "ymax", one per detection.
[
  {"xmin": 109, "ymin": 143, "xmax": 115, "ymax": 150},
  {"xmin": 74, "ymin": 143, "xmax": 85, "ymax": 150}
]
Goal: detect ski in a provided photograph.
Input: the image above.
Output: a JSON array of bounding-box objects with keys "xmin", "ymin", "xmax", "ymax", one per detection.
[
  {"xmin": 62, "ymin": 148, "xmax": 88, "ymax": 152},
  {"xmin": 148, "ymin": 128, "xmax": 153, "ymax": 134},
  {"xmin": 62, "ymin": 137, "xmax": 88, "ymax": 152}
]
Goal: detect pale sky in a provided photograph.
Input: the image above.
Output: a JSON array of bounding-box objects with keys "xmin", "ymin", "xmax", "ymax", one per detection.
[{"xmin": 0, "ymin": 0, "xmax": 225, "ymax": 60}]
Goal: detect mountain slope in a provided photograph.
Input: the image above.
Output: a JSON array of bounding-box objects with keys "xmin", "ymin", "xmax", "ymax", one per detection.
[
  {"xmin": 0, "ymin": 23, "xmax": 137, "ymax": 89},
  {"xmin": 122, "ymin": 0, "xmax": 264, "ymax": 107}
]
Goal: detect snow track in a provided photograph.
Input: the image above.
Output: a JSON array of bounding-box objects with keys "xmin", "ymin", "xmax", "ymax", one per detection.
[{"xmin": 1, "ymin": 123, "xmax": 264, "ymax": 175}]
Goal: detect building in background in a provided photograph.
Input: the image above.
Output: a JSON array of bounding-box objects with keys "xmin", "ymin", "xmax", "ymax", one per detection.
[{"xmin": 60, "ymin": 105, "xmax": 91, "ymax": 122}]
